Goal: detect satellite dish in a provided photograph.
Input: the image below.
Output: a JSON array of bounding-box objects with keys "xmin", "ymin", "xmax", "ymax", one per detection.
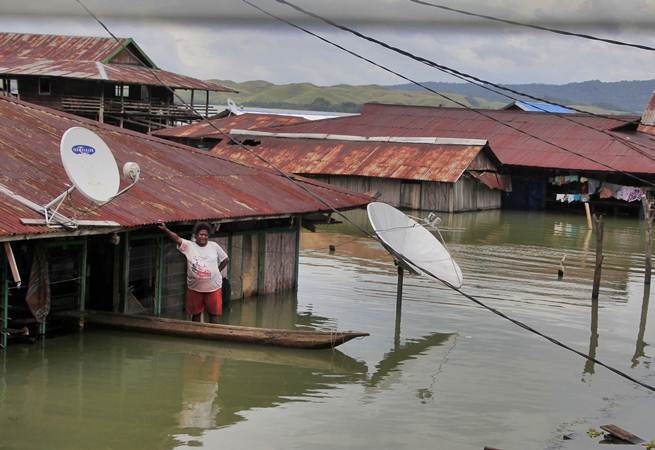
[
  {"xmin": 60, "ymin": 127, "xmax": 120, "ymax": 203},
  {"xmin": 226, "ymin": 98, "xmax": 242, "ymax": 115},
  {"xmin": 367, "ymin": 202, "xmax": 463, "ymax": 289}
]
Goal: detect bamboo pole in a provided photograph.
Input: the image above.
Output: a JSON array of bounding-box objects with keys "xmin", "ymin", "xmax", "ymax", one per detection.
[
  {"xmin": 584, "ymin": 202, "xmax": 593, "ymax": 230},
  {"xmin": 642, "ymin": 196, "xmax": 653, "ymax": 286},
  {"xmin": 591, "ymin": 214, "xmax": 604, "ymax": 300},
  {"xmin": 2, "ymin": 242, "xmax": 20, "ymax": 286}
]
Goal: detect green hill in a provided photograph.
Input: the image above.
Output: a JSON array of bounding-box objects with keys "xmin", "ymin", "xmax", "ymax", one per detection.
[{"xmin": 178, "ymin": 80, "xmax": 507, "ymax": 112}]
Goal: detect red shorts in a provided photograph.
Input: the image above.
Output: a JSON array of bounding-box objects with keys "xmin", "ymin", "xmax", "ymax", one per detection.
[{"xmin": 186, "ymin": 288, "xmax": 222, "ymax": 316}]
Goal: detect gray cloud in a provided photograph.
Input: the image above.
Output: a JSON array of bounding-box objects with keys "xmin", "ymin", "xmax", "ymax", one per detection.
[{"xmin": 0, "ymin": 1, "xmax": 654, "ymax": 86}]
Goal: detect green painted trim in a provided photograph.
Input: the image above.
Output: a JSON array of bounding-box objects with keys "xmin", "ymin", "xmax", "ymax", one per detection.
[
  {"xmin": 293, "ymin": 218, "xmax": 301, "ymax": 290},
  {"xmin": 79, "ymin": 237, "xmax": 88, "ymax": 312},
  {"xmin": 1, "ymin": 256, "xmax": 8, "ymax": 349},
  {"xmin": 155, "ymin": 236, "xmax": 164, "ymax": 317},
  {"xmin": 101, "ymin": 38, "xmax": 159, "ymax": 69},
  {"xmin": 121, "ymin": 231, "xmax": 130, "ymax": 314},
  {"xmin": 227, "ymin": 234, "xmax": 233, "ymax": 283}
]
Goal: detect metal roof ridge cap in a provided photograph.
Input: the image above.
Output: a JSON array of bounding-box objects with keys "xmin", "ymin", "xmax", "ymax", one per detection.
[{"xmin": 95, "ymin": 62, "xmax": 108, "ymax": 80}]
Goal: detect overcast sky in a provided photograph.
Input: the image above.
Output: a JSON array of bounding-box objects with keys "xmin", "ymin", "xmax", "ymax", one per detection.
[{"xmin": 1, "ymin": 0, "xmax": 654, "ymax": 86}]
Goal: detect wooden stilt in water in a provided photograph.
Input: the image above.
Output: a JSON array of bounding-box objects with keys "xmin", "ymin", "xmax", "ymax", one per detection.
[
  {"xmin": 584, "ymin": 202, "xmax": 593, "ymax": 230},
  {"xmin": 642, "ymin": 196, "xmax": 653, "ymax": 286},
  {"xmin": 591, "ymin": 214, "xmax": 604, "ymax": 300}
]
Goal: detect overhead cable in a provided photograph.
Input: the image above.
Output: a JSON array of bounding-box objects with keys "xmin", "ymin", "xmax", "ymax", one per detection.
[
  {"xmin": 408, "ymin": 0, "xmax": 655, "ymax": 53},
  {"xmin": 242, "ymin": 0, "xmax": 655, "ymax": 395},
  {"xmin": 245, "ymin": 0, "xmax": 655, "ymax": 188},
  {"xmin": 274, "ymin": 0, "xmax": 655, "ymax": 163}
]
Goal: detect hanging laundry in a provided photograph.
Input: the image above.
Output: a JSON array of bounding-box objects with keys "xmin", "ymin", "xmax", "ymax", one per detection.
[
  {"xmin": 587, "ymin": 179, "xmax": 600, "ymax": 195},
  {"xmin": 616, "ymin": 186, "xmax": 644, "ymax": 202},
  {"xmin": 599, "ymin": 182, "xmax": 621, "ymax": 199},
  {"xmin": 556, "ymin": 193, "xmax": 565, "ymax": 201}
]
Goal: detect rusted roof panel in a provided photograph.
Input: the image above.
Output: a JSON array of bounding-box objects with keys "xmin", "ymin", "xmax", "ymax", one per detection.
[
  {"xmin": 261, "ymin": 103, "xmax": 649, "ymax": 174},
  {"xmin": 0, "ymin": 96, "xmax": 370, "ymax": 239},
  {"xmin": 0, "ymin": 33, "xmax": 234, "ymax": 92},
  {"xmin": 0, "ymin": 33, "xmax": 127, "ymax": 62},
  {"xmin": 154, "ymin": 113, "xmax": 308, "ymax": 139},
  {"xmin": 210, "ymin": 137, "xmax": 488, "ymax": 183}
]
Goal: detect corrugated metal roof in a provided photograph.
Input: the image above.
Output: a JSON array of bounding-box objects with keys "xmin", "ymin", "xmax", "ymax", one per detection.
[
  {"xmin": 210, "ymin": 137, "xmax": 489, "ymax": 183},
  {"xmin": 638, "ymin": 91, "xmax": 655, "ymax": 135},
  {"xmin": 260, "ymin": 103, "xmax": 649, "ymax": 174},
  {"xmin": 0, "ymin": 33, "xmax": 234, "ymax": 92},
  {"xmin": 0, "ymin": 96, "xmax": 370, "ymax": 239},
  {"xmin": 154, "ymin": 113, "xmax": 308, "ymax": 139},
  {"xmin": 503, "ymin": 101, "xmax": 574, "ymax": 113},
  {"xmin": 0, "ymin": 33, "xmax": 129, "ymax": 62}
]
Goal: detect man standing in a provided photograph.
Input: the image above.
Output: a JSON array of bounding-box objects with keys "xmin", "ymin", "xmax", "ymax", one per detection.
[{"xmin": 158, "ymin": 221, "xmax": 228, "ymax": 324}]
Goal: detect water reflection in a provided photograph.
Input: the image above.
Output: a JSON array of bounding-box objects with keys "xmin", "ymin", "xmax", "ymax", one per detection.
[
  {"xmin": 0, "ymin": 332, "xmax": 367, "ymax": 450},
  {"xmin": 632, "ymin": 285, "xmax": 651, "ymax": 369},
  {"xmin": 583, "ymin": 299, "xmax": 599, "ymax": 378}
]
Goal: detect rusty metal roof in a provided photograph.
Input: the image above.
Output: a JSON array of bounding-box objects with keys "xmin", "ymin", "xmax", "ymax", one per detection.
[
  {"xmin": 154, "ymin": 113, "xmax": 308, "ymax": 139},
  {"xmin": 261, "ymin": 103, "xmax": 650, "ymax": 174},
  {"xmin": 210, "ymin": 136, "xmax": 491, "ymax": 183},
  {"xmin": 0, "ymin": 33, "xmax": 234, "ymax": 92},
  {"xmin": 0, "ymin": 96, "xmax": 370, "ymax": 239}
]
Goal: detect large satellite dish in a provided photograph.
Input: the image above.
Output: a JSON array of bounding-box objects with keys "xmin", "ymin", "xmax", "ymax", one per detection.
[
  {"xmin": 367, "ymin": 202, "xmax": 463, "ymax": 289},
  {"xmin": 60, "ymin": 127, "xmax": 120, "ymax": 203},
  {"xmin": 15, "ymin": 127, "xmax": 141, "ymax": 229}
]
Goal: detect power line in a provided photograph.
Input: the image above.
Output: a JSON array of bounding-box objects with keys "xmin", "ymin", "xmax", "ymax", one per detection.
[
  {"xmin": 245, "ymin": 0, "xmax": 655, "ymax": 188},
  {"xmin": 77, "ymin": 0, "xmax": 655, "ymax": 394},
  {"xmin": 242, "ymin": 0, "xmax": 655, "ymax": 394},
  {"xmin": 274, "ymin": 0, "xmax": 655, "ymax": 164},
  {"xmin": 408, "ymin": 0, "xmax": 655, "ymax": 53}
]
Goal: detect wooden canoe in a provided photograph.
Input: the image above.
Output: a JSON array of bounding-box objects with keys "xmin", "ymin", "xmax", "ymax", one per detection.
[{"xmin": 57, "ymin": 310, "xmax": 368, "ymax": 349}]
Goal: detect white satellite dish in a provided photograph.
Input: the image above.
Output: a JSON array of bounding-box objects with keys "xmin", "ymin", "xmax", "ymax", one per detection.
[
  {"xmin": 367, "ymin": 202, "xmax": 463, "ymax": 289},
  {"xmin": 226, "ymin": 98, "xmax": 243, "ymax": 116},
  {"xmin": 19, "ymin": 127, "xmax": 141, "ymax": 229},
  {"xmin": 60, "ymin": 127, "xmax": 120, "ymax": 203}
]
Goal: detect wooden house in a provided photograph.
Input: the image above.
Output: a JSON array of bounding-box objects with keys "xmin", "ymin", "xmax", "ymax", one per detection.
[
  {"xmin": 0, "ymin": 32, "xmax": 234, "ymax": 133},
  {"xmin": 0, "ymin": 96, "xmax": 370, "ymax": 347}
]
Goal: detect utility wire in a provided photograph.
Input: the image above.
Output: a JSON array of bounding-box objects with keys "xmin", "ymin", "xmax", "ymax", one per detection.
[
  {"xmin": 408, "ymin": 0, "xmax": 655, "ymax": 53},
  {"xmin": 243, "ymin": 0, "xmax": 655, "ymax": 395},
  {"xmin": 74, "ymin": 0, "xmax": 372, "ymax": 233},
  {"xmin": 77, "ymin": 0, "xmax": 655, "ymax": 395},
  {"xmin": 274, "ymin": 0, "xmax": 655, "ymax": 164},
  {"xmin": 245, "ymin": 0, "xmax": 655, "ymax": 188}
]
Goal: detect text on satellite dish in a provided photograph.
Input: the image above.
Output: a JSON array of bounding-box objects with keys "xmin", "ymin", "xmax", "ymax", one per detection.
[{"xmin": 71, "ymin": 145, "xmax": 96, "ymax": 155}]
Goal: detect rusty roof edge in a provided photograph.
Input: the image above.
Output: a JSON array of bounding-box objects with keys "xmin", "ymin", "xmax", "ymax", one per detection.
[{"xmin": 230, "ymin": 129, "xmax": 488, "ymax": 146}]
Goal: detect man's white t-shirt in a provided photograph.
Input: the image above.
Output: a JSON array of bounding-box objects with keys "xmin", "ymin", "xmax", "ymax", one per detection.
[{"xmin": 178, "ymin": 238, "xmax": 228, "ymax": 292}]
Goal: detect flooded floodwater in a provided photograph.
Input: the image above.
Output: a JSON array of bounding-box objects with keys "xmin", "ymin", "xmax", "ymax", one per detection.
[{"xmin": 1, "ymin": 210, "xmax": 653, "ymax": 449}]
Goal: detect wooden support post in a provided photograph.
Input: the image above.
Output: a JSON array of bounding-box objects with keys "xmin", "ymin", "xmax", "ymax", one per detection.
[
  {"xmin": 119, "ymin": 83, "xmax": 124, "ymax": 128},
  {"xmin": 293, "ymin": 217, "xmax": 301, "ymax": 290},
  {"xmin": 155, "ymin": 237, "xmax": 164, "ymax": 317},
  {"xmin": 642, "ymin": 196, "xmax": 653, "ymax": 286},
  {"xmin": 584, "ymin": 202, "xmax": 593, "ymax": 230},
  {"xmin": 591, "ymin": 214, "xmax": 604, "ymax": 300},
  {"xmin": 205, "ymin": 90, "xmax": 209, "ymax": 118},
  {"xmin": 396, "ymin": 263, "xmax": 404, "ymax": 306},
  {"xmin": 121, "ymin": 232, "xmax": 130, "ymax": 314},
  {"xmin": 3, "ymin": 243, "xmax": 21, "ymax": 286},
  {"xmin": 1, "ymin": 256, "xmax": 8, "ymax": 349},
  {"xmin": 98, "ymin": 86, "xmax": 104, "ymax": 123},
  {"xmin": 190, "ymin": 89, "xmax": 195, "ymax": 112},
  {"xmin": 79, "ymin": 237, "xmax": 88, "ymax": 312}
]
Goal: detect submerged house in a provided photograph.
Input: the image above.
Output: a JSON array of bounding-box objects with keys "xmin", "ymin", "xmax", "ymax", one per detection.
[
  {"xmin": 0, "ymin": 96, "xmax": 370, "ymax": 347},
  {"xmin": 209, "ymin": 131, "xmax": 509, "ymax": 212},
  {"xmin": 0, "ymin": 32, "xmax": 234, "ymax": 132},
  {"xmin": 238, "ymin": 103, "xmax": 654, "ymax": 213}
]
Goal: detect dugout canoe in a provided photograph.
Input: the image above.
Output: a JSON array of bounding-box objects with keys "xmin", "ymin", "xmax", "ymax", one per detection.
[{"xmin": 58, "ymin": 310, "xmax": 368, "ymax": 349}]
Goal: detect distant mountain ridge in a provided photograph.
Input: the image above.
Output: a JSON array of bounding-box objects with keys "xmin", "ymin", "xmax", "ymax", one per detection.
[
  {"xmin": 183, "ymin": 79, "xmax": 650, "ymax": 115},
  {"xmin": 391, "ymin": 79, "xmax": 655, "ymax": 114}
]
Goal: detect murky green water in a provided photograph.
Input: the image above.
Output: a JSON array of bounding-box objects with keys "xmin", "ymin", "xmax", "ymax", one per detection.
[{"xmin": 1, "ymin": 210, "xmax": 653, "ymax": 450}]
